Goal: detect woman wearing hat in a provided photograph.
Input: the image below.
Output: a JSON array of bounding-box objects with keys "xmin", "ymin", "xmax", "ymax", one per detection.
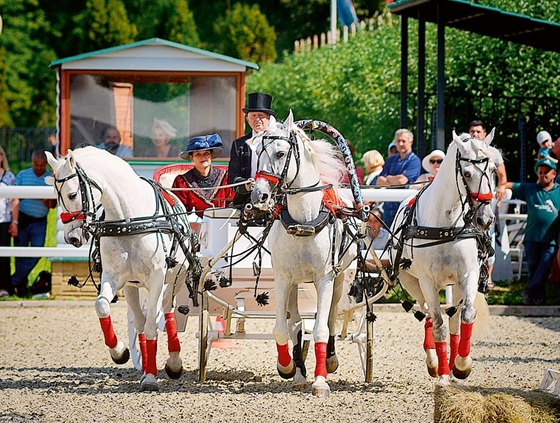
[
  {"xmin": 228, "ymin": 92, "xmax": 276, "ymax": 207},
  {"xmin": 362, "ymin": 149, "xmax": 385, "ymax": 185},
  {"xmin": 143, "ymin": 118, "xmax": 181, "ymax": 158},
  {"xmin": 172, "ymin": 134, "xmax": 234, "ymax": 217},
  {"xmin": 411, "ymin": 149, "xmax": 446, "ymax": 189}
]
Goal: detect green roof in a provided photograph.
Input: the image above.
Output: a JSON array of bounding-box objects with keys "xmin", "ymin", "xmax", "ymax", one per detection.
[
  {"xmin": 388, "ymin": 0, "xmax": 560, "ymax": 53},
  {"xmin": 50, "ymin": 38, "xmax": 258, "ymax": 69}
]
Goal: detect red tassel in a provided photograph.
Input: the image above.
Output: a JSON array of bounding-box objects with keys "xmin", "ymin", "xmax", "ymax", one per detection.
[
  {"xmin": 315, "ymin": 342, "xmax": 327, "ymax": 378},
  {"xmin": 99, "ymin": 316, "xmax": 117, "ymax": 349},
  {"xmin": 164, "ymin": 312, "xmax": 180, "ymax": 353},
  {"xmin": 458, "ymin": 322, "xmax": 474, "ymax": 357},
  {"xmin": 276, "ymin": 343, "xmax": 291, "ymax": 367},
  {"xmin": 146, "ymin": 339, "xmax": 158, "ymax": 376}
]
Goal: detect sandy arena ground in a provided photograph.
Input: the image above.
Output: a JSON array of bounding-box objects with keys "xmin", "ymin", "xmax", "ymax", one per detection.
[{"xmin": 0, "ymin": 302, "xmax": 559, "ymax": 423}]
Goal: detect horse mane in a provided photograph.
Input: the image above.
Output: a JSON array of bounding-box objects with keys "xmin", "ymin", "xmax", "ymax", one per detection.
[{"xmin": 294, "ymin": 128, "xmax": 346, "ymax": 191}]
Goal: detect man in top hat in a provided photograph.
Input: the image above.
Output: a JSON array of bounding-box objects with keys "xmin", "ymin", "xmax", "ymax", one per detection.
[
  {"xmin": 505, "ymin": 157, "xmax": 560, "ymax": 305},
  {"xmin": 228, "ymin": 92, "xmax": 276, "ymax": 207}
]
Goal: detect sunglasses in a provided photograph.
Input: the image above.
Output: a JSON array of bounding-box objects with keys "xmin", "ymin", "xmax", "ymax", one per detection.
[{"xmin": 430, "ymin": 159, "xmax": 443, "ymax": 164}]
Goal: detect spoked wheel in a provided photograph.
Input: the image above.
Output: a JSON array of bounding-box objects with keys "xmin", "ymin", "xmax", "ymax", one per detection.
[{"xmin": 198, "ymin": 291, "xmax": 210, "ymax": 382}]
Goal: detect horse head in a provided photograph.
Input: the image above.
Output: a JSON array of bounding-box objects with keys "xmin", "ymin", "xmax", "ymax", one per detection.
[
  {"xmin": 247, "ymin": 110, "xmax": 300, "ymax": 211},
  {"xmin": 46, "ymin": 149, "xmax": 100, "ymax": 247},
  {"xmin": 451, "ymin": 129, "xmax": 497, "ymax": 231}
]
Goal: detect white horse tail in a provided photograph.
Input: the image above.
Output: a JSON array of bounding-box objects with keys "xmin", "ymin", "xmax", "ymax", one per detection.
[{"xmin": 472, "ymin": 292, "xmax": 492, "ymax": 341}]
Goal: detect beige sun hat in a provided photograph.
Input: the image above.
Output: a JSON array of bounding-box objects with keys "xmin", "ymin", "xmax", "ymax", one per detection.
[{"xmin": 421, "ymin": 149, "xmax": 446, "ymax": 172}]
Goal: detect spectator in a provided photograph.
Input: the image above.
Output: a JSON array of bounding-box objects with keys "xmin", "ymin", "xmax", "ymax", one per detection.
[
  {"xmin": 362, "ymin": 150, "xmax": 385, "ymax": 185},
  {"xmin": 11, "ymin": 150, "xmax": 56, "ymax": 297},
  {"xmin": 228, "ymin": 92, "xmax": 276, "ymax": 207},
  {"xmin": 412, "ymin": 149, "xmax": 445, "ymax": 190},
  {"xmin": 536, "ymin": 130, "xmax": 554, "ymax": 160},
  {"xmin": 387, "ymin": 141, "xmax": 398, "ymax": 157},
  {"xmin": 143, "ymin": 118, "xmax": 181, "ymax": 158},
  {"xmin": 364, "ymin": 206, "xmax": 390, "ymax": 271},
  {"xmin": 173, "ymin": 134, "xmax": 234, "ymax": 218},
  {"xmin": 469, "ymin": 120, "xmax": 508, "ymax": 289},
  {"xmin": 98, "ymin": 126, "xmax": 133, "ymax": 158},
  {"xmin": 0, "ymin": 147, "xmax": 19, "ymax": 297},
  {"xmin": 504, "ymin": 157, "xmax": 560, "ymax": 305},
  {"xmin": 375, "ymin": 128, "xmax": 421, "ymax": 225}
]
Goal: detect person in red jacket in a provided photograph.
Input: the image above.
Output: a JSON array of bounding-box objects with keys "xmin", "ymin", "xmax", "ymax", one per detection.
[{"xmin": 172, "ymin": 134, "xmax": 234, "ymax": 217}]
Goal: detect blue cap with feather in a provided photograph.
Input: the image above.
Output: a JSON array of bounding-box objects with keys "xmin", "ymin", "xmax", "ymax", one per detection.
[{"xmin": 180, "ymin": 133, "xmax": 223, "ymax": 160}]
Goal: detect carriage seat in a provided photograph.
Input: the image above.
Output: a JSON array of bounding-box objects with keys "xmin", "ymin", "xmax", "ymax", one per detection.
[{"xmin": 153, "ymin": 163, "xmax": 230, "ymax": 189}]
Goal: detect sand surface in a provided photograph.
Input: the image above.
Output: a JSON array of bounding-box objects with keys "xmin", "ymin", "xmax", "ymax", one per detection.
[{"xmin": 1, "ymin": 303, "xmax": 559, "ymax": 423}]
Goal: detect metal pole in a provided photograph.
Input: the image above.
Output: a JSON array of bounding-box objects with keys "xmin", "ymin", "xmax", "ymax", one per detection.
[
  {"xmin": 400, "ymin": 16, "xmax": 408, "ymax": 129},
  {"xmin": 436, "ymin": 5, "xmax": 445, "ymax": 151},
  {"xmin": 331, "ymin": 0, "xmax": 337, "ymax": 46},
  {"xmin": 417, "ymin": 12, "xmax": 426, "ymax": 159}
]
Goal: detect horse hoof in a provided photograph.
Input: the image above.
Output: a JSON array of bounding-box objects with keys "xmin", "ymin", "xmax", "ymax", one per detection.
[
  {"xmin": 452, "ymin": 356, "xmax": 472, "ymax": 380},
  {"xmin": 165, "ymin": 363, "xmax": 183, "ymax": 379},
  {"xmin": 326, "ymin": 355, "xmax": 339, "ymax": 374},
  {"xmin": 292, "ymin": 369, "xmax": 308, "ymax": 390},
  {"xmin": 427, "ymin": 365, "xmax": 438, "ymax": 378},
  {"xmin": 141, "ymin": 374, "xmax": 159, "ymax": 392},
  {"xmin": 312, "ymin": 385, "xmax": 330, "ymax": 398},
  {"xmin": 437, "ymin": 374, "xmax": 450, "ymax": 386},
  {"xmin": 111, "ymin": 345, "xmax": 130, "ymax": 365},
  {"xmin": 426, "ymin": 349, "xmax": 438, "ymax": 378},
  {"xmin": 277, "ymin": 361, "xmax": 296, "ymax": 379}
]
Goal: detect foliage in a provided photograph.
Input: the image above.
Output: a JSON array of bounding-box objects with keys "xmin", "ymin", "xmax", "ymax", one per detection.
[
  {"xmin": 123, "ymin": 0, "xmax": 199, "ymax": 47},
  {"xmin": 68, "ymin": 0, "xmax": 137, "ymax": 55},
  {"xmin": 0, "ymin": 0, "xmax": 58, "ymax": 127},
  {"xmin": 248, "ymin": 14, "xmax": 402, "ymax": 155},
  {"xmin": 214, "ymin": 3, "xmax": 277, "ymax": 65}
]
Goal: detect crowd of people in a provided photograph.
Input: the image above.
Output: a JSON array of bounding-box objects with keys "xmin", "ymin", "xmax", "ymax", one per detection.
[{"xmin": 3, "ymin": 91, "xmax": 559, "ymax": 305}]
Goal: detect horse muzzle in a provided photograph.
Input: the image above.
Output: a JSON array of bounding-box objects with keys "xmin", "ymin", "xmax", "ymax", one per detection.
[
  {"xmin": 64, "ymin": 224, "xmax": 89, "ymax": 248},
  {"xmin": 475, "ymin": 204, "xmax": 495, "ymax": 232},
  {"xmin": 250, "ymin": 180, "xmax": 277, "ymax": 211}
]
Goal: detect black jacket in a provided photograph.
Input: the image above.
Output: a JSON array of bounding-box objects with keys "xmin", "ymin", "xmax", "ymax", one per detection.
[{"xmin": 228, "ymin": 133, "xmax": 253, "ymax": 206}]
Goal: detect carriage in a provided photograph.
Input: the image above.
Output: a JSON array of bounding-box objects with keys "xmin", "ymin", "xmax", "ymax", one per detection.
[{"xmin": 46, "ymin": 115, "xmax": 495, "ymax": 396}]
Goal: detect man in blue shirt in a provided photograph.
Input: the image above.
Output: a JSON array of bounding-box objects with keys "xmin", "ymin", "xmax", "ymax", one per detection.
[
  {"xmin": 11, "ymin": 150, "xmax": 56, "ymax": 297},
  {"xmin": 505, "ymin": 157, "xmax": 560, "ymax": 305},
  {"xmin": 375, "ymin": 128, "xmax": 421, "ymax": 225}
]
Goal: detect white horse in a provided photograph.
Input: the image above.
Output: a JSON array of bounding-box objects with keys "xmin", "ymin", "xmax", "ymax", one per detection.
[
  {"xmin": 389, "ymin": 131, "xmax": 496, "ymax": 385},
  {"xmin": 46, "ymin": 147, "xmax": 200, "ymax": 391},
  {"xmin": 248, "ymin": 111, "xmax": 358, "ymax": 397}
]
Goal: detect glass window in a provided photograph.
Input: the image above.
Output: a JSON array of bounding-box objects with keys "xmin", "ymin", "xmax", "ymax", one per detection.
[{"xmin": 69, "ymin": 73, "xmax": 237, "ymax": 159}]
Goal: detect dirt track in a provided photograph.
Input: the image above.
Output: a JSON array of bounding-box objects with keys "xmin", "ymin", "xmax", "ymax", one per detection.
[{"xmin": 1, "ymin": 303, "xmax": 559, "ymax": 423}]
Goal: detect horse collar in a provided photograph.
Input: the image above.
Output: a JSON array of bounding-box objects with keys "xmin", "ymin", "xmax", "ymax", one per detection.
[{"xmin": 279, "ymin": 206, "xmax": 334, "ymax": 237}]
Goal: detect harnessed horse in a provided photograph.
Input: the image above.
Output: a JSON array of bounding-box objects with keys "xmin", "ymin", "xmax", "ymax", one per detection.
[
  {"xmin": 46, "ymin": 147, "xmax": 201, "ymax": 391},
  {"xmin": 389, "ymin": 131, "xmax": 496, "ymax": 385},
  {"xmin": 247, "ymin": 111, "xmax": 361, "ymax": 397}
]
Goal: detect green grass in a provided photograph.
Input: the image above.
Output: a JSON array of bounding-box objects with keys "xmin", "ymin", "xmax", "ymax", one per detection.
[{"xmin": 383, "ymin": 276, "xmax": 560, "ymax": 306}]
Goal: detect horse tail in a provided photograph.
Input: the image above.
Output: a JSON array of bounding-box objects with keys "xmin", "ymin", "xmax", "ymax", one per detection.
[{"xmin": 472, "ymin": 292, "xmax": 492, "ymax": 341}]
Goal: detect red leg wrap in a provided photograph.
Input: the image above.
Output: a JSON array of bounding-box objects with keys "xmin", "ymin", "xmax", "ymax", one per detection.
[
  {"xmin": 458, "ymin": 322, "xmax": 473, "ymax": 357},
  {"xmin": 435, "ymin": 341, "xmax": 450, "ymax": 376},
  {"xmin": 99, "ymin": 316, "xmax": 118, "ymax": 349},
  {"xmin": 138, "ymin": 333, "xmax": 147, "ymax": 374},
  {"xmin": 449, "ymin": 334, "xmax": 459, "ymax": 369},
  {"xmin": 423, "ymin": 318, "xmax": 436, "ymax": 351},
  {"xmin": 164, "ymin": 312, "xmax": 181, "ymax": 353},
  {"xmin": 276, "ymin": 343, "xmax": 292, "ymax": 367},
  {"xmin": 145, "ymin": 339, "xmax": 158, "ymax": 376},
  {"xmin": 314, "ymin": 342, "xmax": 328, "ymax": 378}
]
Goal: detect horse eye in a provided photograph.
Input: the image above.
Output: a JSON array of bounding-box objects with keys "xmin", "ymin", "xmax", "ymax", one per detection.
[
  {"xmin": 276, "ymin": 151, "xmax": 285, "ymax": 159},
  {"xmin": 463, "ymin": 171, "xmax": 471, "ymax": 178},
  {"xmin": 68, "ymin": 192, "xmax": 78, "ymax": 200}
]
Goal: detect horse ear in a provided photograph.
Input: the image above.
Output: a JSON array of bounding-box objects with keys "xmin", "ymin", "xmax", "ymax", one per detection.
[
  {"xmin": 285, "ymin": 109, "xmax": 294, "ymax": 130},
  {"xmin": 45, "ymin": 151, "xmax": 58, "ymax": 170},
  {"xmin": 451, "ymin": 130, "xmax": 464, "ymax": 149},
  {"xmin": 483, "ymin": 128, "xmax": 495, "ymax": 147}
]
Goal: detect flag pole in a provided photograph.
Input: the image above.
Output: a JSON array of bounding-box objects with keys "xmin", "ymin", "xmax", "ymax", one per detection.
[{"xmin": 331, "ymin": 0, "xmax": 337, "ymax": 46}]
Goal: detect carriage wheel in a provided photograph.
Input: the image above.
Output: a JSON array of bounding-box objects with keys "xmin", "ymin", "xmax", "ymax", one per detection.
[{"xmin": 198, "ymin": 291, "xmax": 210, "ymax": 382}]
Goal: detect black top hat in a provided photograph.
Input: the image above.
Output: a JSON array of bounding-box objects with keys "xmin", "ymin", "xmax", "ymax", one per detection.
[{"xmin": 242, "ymin": 92, "xmax": 276, "ymax": 117}]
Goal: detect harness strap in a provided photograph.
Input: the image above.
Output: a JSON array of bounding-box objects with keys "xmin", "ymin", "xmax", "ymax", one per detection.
[
  {"xmin": 97, "ymin": 219, "xmax": 175, "ymax": 237},
  {"xmin": 279, "ymin": 207, "xmax": 333, "ymax": 236}
]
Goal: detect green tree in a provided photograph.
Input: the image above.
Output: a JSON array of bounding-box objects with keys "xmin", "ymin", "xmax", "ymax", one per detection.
[
  {"xmin": 214, "ymin": 3, "xmax": 277, "ymax": 64},
  {"xmin": 124, "ymin": 0, "xmax": 200, "ymax": 46},
  {"xmin": 0, "ymin": 0, "xmax": 58, "ymax": 126},
  {"xmin": 69, "ymin": 0, "xmax": 137, "ymax": 55}
]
